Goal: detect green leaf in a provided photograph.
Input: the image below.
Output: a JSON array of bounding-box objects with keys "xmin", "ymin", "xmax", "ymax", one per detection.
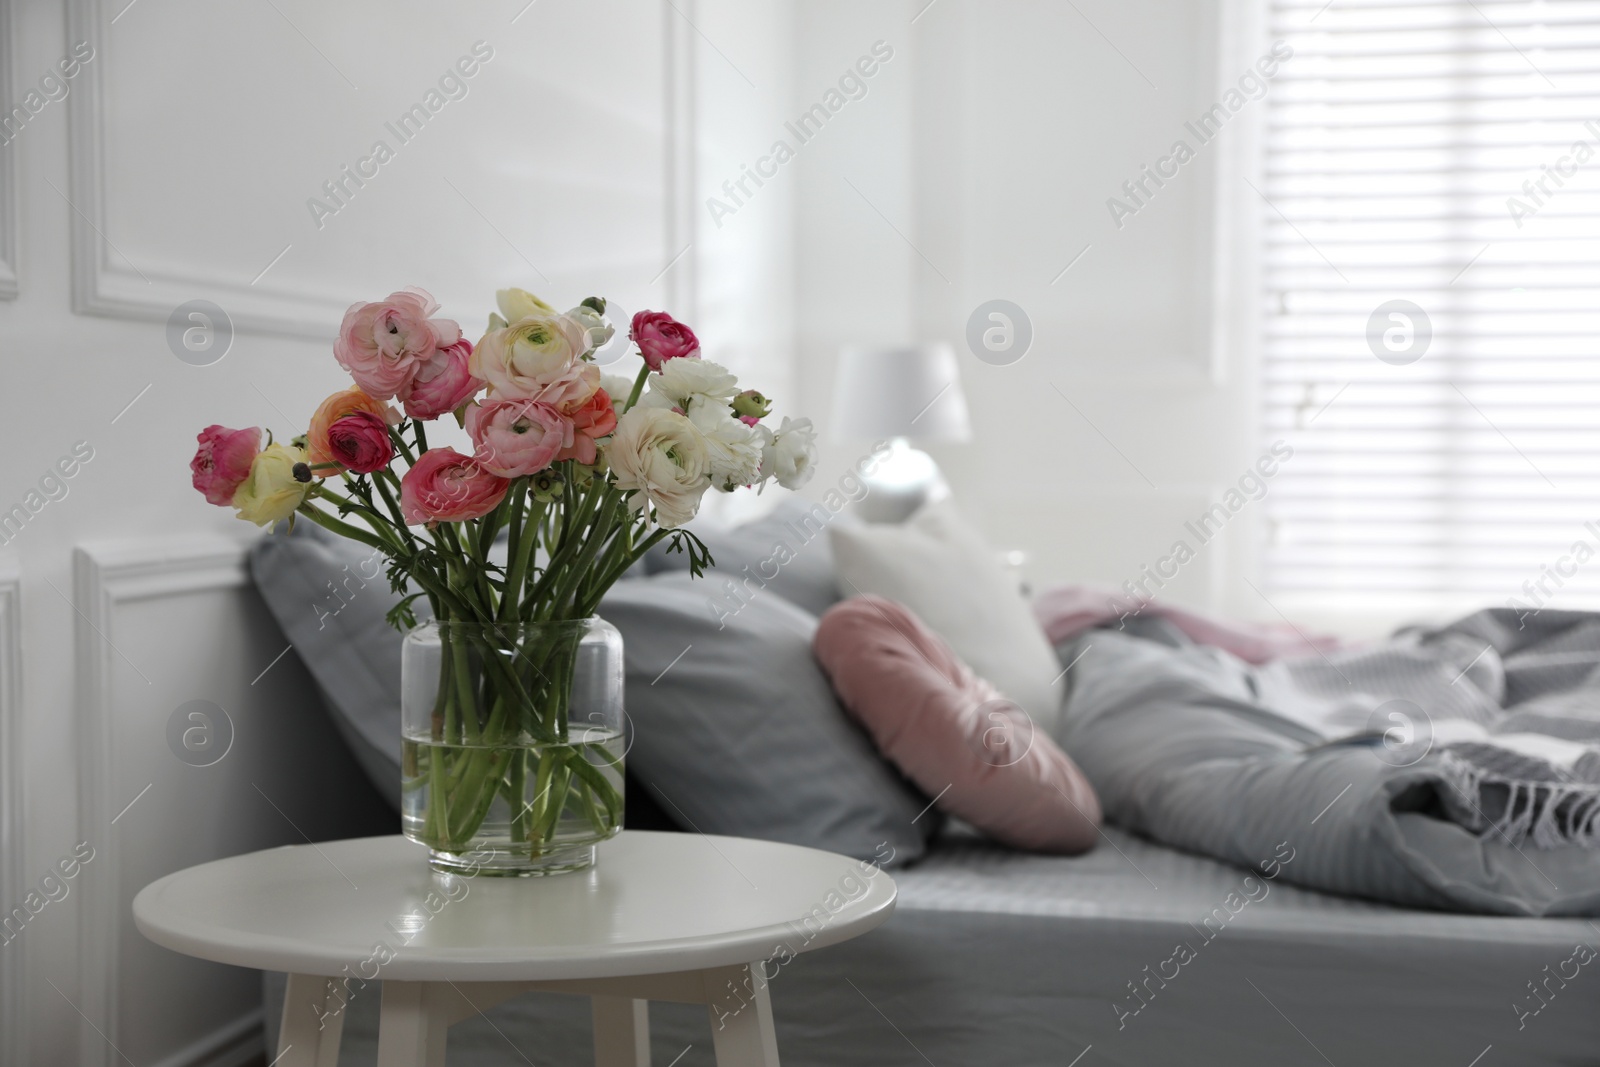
[
  {"xmin": 664, "ymin": 529, "xmax": 715, "ymax": 579},
  {"xmin": 385, "ymin": 592, "xmax": 427, "ymax": 633}
]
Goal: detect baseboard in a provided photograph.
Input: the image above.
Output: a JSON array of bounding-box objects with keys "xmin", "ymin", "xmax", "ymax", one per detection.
[
  {"xmin": 148, "ymin": 1010, "xmax": 264, "ymax": 1067},
  {"xmin": 0, "ymin": 557, "xmax": 22, "ymax": 1067}
]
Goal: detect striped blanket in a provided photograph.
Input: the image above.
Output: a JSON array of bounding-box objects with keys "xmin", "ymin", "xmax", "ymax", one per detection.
[
  {"xmin": 1262, "ymin": 609, "xmax": 1600, "ymax": 849},
  {"xmin": 1047, "ymin": 603, "xmax": 1600, "ymax": 914}
]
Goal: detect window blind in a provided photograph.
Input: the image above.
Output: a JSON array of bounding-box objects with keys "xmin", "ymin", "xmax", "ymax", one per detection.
[{"xmin": 1260, "ymin": 0, "xmax": 1600, "ymax": 609}]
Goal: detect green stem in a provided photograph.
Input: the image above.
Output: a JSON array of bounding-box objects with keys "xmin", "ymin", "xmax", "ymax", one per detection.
[
  {"xmin": 295, "ymin": 504, "xmax": 389, "ymax": 553},
  {"xmin": 515, "ymin": 500, "xmax": 545, "ymax": 610},
  {"xmin": 451, "ymin": 632, "xmax": 482, "ymax": 744},
  {"xmin": 389, "ymin": 426, "xmax": 418, "ymax": 466},
  {"xmin": 333, "ymin": 482, "xmax": 413, "ymax": 563},
  {"xmin": 499, "ymin": 482, "xmax": 528, "ymax": 623},
  {"xmin": 528, "ymin": 750, "xmax": 556, "ymax": 849},
  {"xmin": 449, "ymin": 748, "xmax": 510, "ymax": 843},
  {"xmin": 579, "ymin": 516, "xmax": 663, "ymax": 610},
  {"xmin": 532, "ymin": 763, "xmax": 573, "ymax": 847},
  {"xmin": 508, "ymin": 750, "xmax": 529, "ymax": 845},
  {"xmin": 370, "ymin": 472, "xmax": 420, "ymax": 550},
  {"xmin": 622, "ymin": 364, "xmax": 651, "ymax": 412},
  {"xmin": 523, "ymin": 479, "xmax": 605, "ymax": 615},
  {"xmin": 566, "ymin": 748, "xmax": 623, "ymax": 827},
  {"xmin": 543, "ymin": 493, "xmax": 620, "ymax": 621}
]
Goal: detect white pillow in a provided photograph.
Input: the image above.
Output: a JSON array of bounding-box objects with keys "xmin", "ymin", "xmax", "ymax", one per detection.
[{"xmin": 828, "ymin": 500, "xmax": 1064, "ymax": 733}]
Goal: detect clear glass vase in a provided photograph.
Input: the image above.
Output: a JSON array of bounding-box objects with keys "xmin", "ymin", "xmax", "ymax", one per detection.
[{"xmin": 400, "ymin": 617, "xmax": 625, "ymax": 876}]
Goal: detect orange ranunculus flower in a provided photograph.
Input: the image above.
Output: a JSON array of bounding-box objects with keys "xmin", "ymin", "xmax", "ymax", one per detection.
[{"xmin": 556, "ymin": 387, "xmax": 618, "ymax": 465}]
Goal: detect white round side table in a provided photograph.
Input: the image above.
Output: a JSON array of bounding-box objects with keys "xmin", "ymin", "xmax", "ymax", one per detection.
[{"xmin": 133, "ymin": 831, "xmax": 897, "ymax": 1067}]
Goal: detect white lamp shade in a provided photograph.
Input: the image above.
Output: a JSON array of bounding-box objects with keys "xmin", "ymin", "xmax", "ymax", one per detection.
[{"xmin": 830, "ymin": 343, "xmax": 972, "ymax": 443}]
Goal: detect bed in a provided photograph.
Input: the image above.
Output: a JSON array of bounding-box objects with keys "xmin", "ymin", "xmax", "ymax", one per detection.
[
  {"xmin": 250, "ymin": 516, "xmax": 1600, "ymax": 1064},
  {"xmin": 263, "ymin": 824, "xmax": 1598, "ymax": 1065}
]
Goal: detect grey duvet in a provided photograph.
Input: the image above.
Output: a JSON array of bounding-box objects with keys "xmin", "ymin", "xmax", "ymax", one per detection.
[{"xmin": 1057, "ymin": 608, "xmax": 1600, "ymax": 915}]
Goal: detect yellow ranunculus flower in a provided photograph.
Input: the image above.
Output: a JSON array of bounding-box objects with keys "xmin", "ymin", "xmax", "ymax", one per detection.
[
  {"xmin": 495, "ymin": 288, "xmax": 557, "ymax": 324},
  {"xmin": 231, "ymin": 442, "xmax": 311, "ymax": 526}
]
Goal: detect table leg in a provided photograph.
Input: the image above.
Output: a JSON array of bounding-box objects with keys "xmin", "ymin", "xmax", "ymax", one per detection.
[
  {"xmin": 593, "ymin": 995, "xmax": 651, "ymax": 1066},
  {"xmin": 377, "ymin": 981, "xmax": 448, "ymax": 1067},
  {"xmin": 707, "ymin": 964, "xmax": 780, "ymax": 1066},
  {"xmin": 277, "ymin": 973, "xmax": 345, "ymax": 1067}
]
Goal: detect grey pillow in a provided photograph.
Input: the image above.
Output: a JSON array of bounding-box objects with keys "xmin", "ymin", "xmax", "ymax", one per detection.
[
  {"xmin": 644, "ymin": 498, "xmax": 858, "ymax": 618},
  {"xmin": 250, "ymin": 523, "xmax": 418, "ymax": 809},
  {"xmin": 599, "ymin": 572, "xmax": 933, "ymax": 865},
  {"xmin": 249, "ymin": 525, "xmax": 651, "ymax": 810},
  {"xmin": 252, "ymin": 525, "xmax": 926, "ymax": 862}
]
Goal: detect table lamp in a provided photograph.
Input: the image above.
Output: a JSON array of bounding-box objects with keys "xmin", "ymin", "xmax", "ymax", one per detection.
[{"xmin": 831, "ymin": 342, "xmax": 972, "ymax": 523}]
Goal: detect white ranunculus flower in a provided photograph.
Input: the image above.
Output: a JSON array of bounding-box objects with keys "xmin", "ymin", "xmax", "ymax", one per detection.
[
  {"xmin": 606, "ymin": 406, "xmax": 712, "ymax": 527},
  {"xmin": 689, "ymin": 403, "xmax": 765, "ymax": 492},
  {"xmin": 600, "ymin": 373, "xmax": 636, "ymax": 414},
  {"xmin": 567, "ymin": 305, "xmax": 614, "ymax": 355},
  {"xmin": 639, "ymin": 358, "xmax": 739, "ymax": 414},
  {"xmin": 761, "ymin": 416, "xmax": 818, "ymax": 491}
]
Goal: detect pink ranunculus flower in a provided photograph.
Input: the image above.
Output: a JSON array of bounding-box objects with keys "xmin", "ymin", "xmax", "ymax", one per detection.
[
  {"xmin": 402, "ymin": 338, "xmax": 482, "ymax": 421},
  {"xmin": 307, "ymin": 388, "xmax": 399, "ymax": 477},
  {"xmin": 334, "ymin": 287, "xmax": 463, "ymax": 401},
  {"xmin": 190, "ymin": 425, "xmax": 262, "ymax": 506},
  {"xmin": 629, "ymin": 310, "xmax": 700, "ymax": 371},
  {"xmin": 400, "ymin": 448, "xmax": 511, "ymax": 525},
  {"xmin": 465, "ymin": 399, "xmax": 572, "ymax": 478},
  {"xmin": 325, "ymin": 410, "xmax": 395, "ymax": 474}
]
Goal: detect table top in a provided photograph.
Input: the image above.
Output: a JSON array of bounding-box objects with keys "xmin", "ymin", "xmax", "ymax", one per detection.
[{"xmin": 132, "ymin": 832, "xmax": 896, "ymax": 982}]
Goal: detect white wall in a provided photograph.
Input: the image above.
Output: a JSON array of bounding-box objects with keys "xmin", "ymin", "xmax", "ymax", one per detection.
[
  {"xmin": 792, "ymin": 0, "xmax": 1273, "ymax": 619},
  {"xmin": 0, "ymin": 1, "xmax": 795, "ymax": 1063},
  {"xmin": 0, "ymin": 0, "xmax": 1316, "ymax": 1059}
]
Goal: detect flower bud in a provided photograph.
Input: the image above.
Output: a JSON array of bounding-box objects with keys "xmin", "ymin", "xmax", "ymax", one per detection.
[
  {"xmin": 580, "ymin": 296, "xmax": 606, "ymax": 315},
  {"xmin": 531, "ymin": 469, "xmax": 565, "ymax": 503},
  {"xmin": 292, "ymin": 462, "xmax": 313, "ymax": 483},
  {"xmin": 732, "ymin": 389, "xmax": 772, "ymax": 421},
  {"xmin": 568, "ymin": 304, "xmax": 614, "ymax": 356}
]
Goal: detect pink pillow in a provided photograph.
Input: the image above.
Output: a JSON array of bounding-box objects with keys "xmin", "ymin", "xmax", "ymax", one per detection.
[{"xmin": 814, "ymin": 595, "xmax": 1100, "ymax": 854}]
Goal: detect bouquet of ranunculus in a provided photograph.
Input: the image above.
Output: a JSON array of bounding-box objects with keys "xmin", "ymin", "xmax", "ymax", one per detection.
[{"xmin": 189, "ymin": 286, "xmax": 816, "ymax": 874}]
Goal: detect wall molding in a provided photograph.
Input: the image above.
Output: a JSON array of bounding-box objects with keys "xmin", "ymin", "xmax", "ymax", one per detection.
[
  {"xmin": 73, "ymin": 537, "xmax": 252, "ymax": 1067},
  {"xmin": 0, "ymin": 0, "xmax": 19, "ymax": 300},
  {"xmin": 0, "ymin": 558, "xmax": 23, "ymax": 1067},
  {"xmin": 64, "ymin": 0, "xmax": 349, "ymax": 338},
  {"xmin": 66, "ymin": 0, "xmax": 702, "ymax": 340}
]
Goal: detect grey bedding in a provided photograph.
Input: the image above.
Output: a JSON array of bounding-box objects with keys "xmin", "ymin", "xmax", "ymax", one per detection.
[
  {"xmin": 264, "ymin": 827, "xmax": 1600, "ymax": 1065},
  {"xmin": 1058, "ymin": 611, "xmax": 1600, "ymax": 915}
]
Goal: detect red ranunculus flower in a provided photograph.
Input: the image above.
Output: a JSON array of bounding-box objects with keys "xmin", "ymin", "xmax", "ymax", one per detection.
[{"xmin": 629, "ymin": 310, "xmax": 700, "ymax": 371}]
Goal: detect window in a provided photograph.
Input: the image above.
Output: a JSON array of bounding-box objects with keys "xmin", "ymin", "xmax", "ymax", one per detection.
[{"xmin": 1260, "ymin": 0, "xmax": 1600, "ymax": 612}]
